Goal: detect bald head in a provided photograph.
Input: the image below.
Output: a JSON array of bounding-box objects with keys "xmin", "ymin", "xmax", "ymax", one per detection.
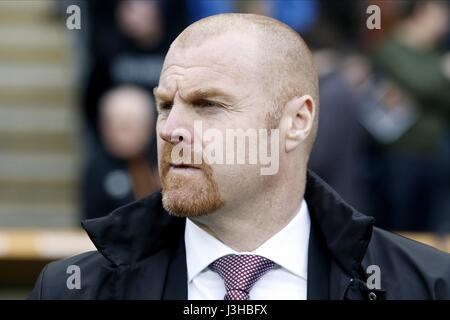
[{"xmin": 170, "ymin": 13, "xmax": 319, "ymax": 147}]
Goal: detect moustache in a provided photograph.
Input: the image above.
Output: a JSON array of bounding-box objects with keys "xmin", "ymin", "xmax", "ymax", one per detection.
[{"xmin": 160, "ymin": 143, "xmax": 213, "ymax": 176}]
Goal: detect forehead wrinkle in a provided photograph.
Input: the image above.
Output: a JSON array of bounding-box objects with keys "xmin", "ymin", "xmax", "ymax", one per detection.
[
  {"xmin": 163, "ymin": 36, "xmax": 256, "ymax": 79},
  {"xmin": 161, "ymin": 60, "xmax": 231, "ymax": 72},
  {"xmin": 161, "ymin": 63, "xmax": 240, "ymax": 83}
]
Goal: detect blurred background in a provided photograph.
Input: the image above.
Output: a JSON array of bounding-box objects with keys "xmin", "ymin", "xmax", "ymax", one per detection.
[{"xmin": 0, "ymin": 0, "xmax": 449, "ymax": 298}]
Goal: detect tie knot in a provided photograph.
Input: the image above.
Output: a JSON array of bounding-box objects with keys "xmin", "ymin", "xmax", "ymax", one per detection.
[{"xmin": 209, "ymin": 254, "xmax": 276, "ymax": 300}]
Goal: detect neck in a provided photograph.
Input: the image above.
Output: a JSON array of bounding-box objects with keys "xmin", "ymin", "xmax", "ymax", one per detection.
[{"xmin": 190, "ymin": 169, "xmax": 307, "ymax": 252}]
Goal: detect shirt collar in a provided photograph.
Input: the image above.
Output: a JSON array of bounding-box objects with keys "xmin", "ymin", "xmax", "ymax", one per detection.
[{"xmin": 184, "ymin": 199, "xmax": 310, "ymax": 283}]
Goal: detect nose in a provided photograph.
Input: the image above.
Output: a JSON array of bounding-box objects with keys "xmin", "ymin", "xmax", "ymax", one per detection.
[{"xmin": 158, "ymin": 103, "xmax": 194, "ymax": 146}]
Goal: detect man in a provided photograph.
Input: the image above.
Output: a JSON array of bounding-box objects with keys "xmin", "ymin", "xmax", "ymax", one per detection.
[
  {"xmin": 29, "ymin": 14, "xmax": 450, "ymax": 300},
  {"xmin": 371, "ymin": 0, "xmax": 450, "ymax": 232},
  {"xmin": 82, "ymin": 85, "xmax": 160, "ymax": 219}
]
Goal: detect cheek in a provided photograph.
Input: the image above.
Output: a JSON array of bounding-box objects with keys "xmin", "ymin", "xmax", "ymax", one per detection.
[
  {"xmin": 210, "ymin": 163, "xmax": 261, "ymax": 199},
  {"xmin": 156, "ymin": 137, "xmax": 164, "ymax": 158},
  {"xmin": 156, "ymin": 117, "xmax": 164, "ymax": 135}
]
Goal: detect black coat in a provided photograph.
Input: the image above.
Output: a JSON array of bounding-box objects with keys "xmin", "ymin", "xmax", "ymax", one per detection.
[{"xmin": 28, "ymin": 171, "xmax": 450, "ymax": 300}]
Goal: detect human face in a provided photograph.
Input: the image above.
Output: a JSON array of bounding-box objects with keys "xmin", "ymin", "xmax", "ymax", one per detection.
[
  {"xmin": 155, "ymin": 32, "xmax": 275, "ymax": 217},
  {"xmin": 101, "ymin": 90, "xmax": 152, "ymax": 159}
]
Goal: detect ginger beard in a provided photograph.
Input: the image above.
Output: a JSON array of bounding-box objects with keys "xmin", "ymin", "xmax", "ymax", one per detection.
[{"xmin": 160, "ymin": 143, "xmax": 223, "ymax": 217}]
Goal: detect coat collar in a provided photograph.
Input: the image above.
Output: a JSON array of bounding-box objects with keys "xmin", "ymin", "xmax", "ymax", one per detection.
[
  {"xmin": 82, "ymin": 170, "xmax": 374, "ymax": 278},
  {"xmin": 304, "ymin": 170, "xmax": 374, "ymax": 277},
  {"xmin": 81, "ymin": 191, "xmax": 185, "ymax": 268}
]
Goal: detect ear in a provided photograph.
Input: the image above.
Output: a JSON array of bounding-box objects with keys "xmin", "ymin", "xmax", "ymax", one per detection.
[{"xmin": 280, "ymin": 95, "xmax": 315, "ymax": 153}]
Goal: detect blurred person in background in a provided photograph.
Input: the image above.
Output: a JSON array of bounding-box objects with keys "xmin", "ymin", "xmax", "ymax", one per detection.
[
  {"xmin": 309, "ymin": 53, "xmax": 372, "ymax": 215},
  {"xmin": 83, "ymin": 0, "xmax": 186, "ymax": 137},
  {"xmin": 308, "ymin": 0, "xmax": 450, "ymax": 233},
  {"xmin": 82, "ymin": 86, "xmax": 160, "ymax": 219},
  {"xmin": 370, "ymin": 0, "xmax": 450, "ymax": 231},
  {"xmin": 306, "ymin": 1, "xmax": 374, "ymax": 216},
  {"xmin": 81, "ymin": 0, "xmax": 186, "ymax": 218}
]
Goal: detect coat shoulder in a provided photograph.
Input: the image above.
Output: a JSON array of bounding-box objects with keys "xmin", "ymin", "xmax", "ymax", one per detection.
[
  {"xmin": 28, "ymin": 250, "xmax": 113, "ymax": 300},
  {"xmin": 364, "ymin": 227, "xmax": 450, "ymax": 299}
]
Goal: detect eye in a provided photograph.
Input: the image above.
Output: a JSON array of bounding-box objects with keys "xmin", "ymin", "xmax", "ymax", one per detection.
[
  {"xmin": 159, "ymin": 102, "xmax": 173, "ymax": 111},
  {"xmin": 193, "ymin": 100, "xmax": 220, "ymax": 108}
]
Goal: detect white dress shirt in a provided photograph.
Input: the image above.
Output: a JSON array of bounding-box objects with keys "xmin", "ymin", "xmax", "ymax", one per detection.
[{"xmin": 185, "ymin": 199, "xmax": 311, "ymax": 300}]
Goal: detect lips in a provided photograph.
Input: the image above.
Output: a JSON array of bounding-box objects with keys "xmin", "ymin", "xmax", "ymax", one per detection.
[{"xmin": 169, "ymin": 163, "xmax": 201, "ymax": 169}]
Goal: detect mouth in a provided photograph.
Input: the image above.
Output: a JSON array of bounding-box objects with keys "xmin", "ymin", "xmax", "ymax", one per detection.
[{"xmin": 169, "ymin": 163, "xmax": 201, "ymax": 170}]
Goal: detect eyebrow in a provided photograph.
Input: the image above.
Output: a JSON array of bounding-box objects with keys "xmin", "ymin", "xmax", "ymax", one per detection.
[
  {"xmin": 153, "ymin": 86, "xmax": 233, "ymax": 104},
  {"xmin": 183, "ymin": 88, "xmax": 232, "ymax": 103}
]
